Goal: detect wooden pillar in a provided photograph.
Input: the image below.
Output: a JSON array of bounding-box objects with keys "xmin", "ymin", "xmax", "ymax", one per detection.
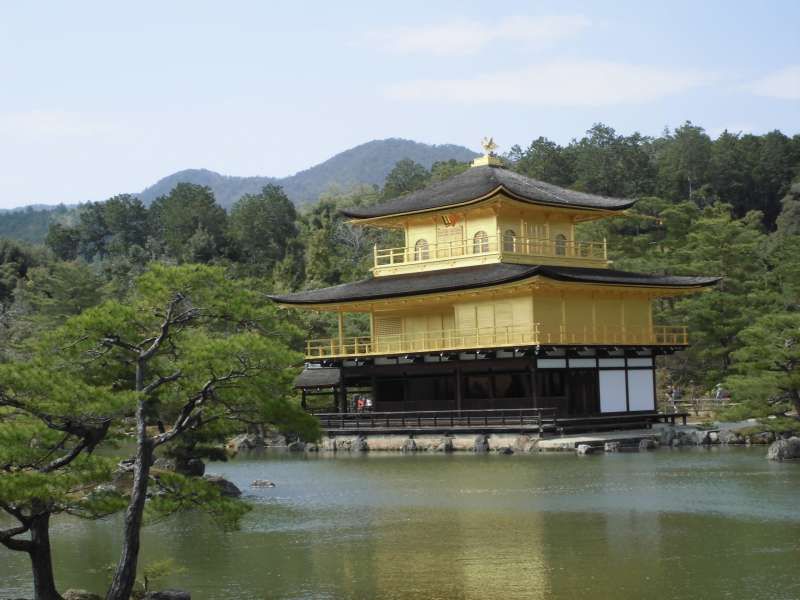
[
  {"xmin": 337, "ymin": 312, "xmax": 344, "ymax": 352},
  {"xmin": 301, "ymin": 389, "xmax": 307, "ymax": 411},
  {"xmin": 455, "ymin": 366, "xmax": 463, "ymax": 415},
  {"xmin": 530, "ymin": 361, "xmax": 537, "ymax": 409},
  {"xmin": 339, "ymin": 382, "xmax": 348, "ymax": 413},
  {"xmin": 560, "ymin": 292, "xmax": 567, "ymax": 344},
  {"xmin": 544, "ymin": 215, "xmax": 551, "ymax": 255},
  {"xmin": 620, "ymin": 294, "xmax": 626, "ymax": 344},
  {"xmin": 591, "ymin": 292, "xmax": 597, "ymax": 343},
  {"xmin": 570, "ymin": 219, "xmax": 576, "ymax": 257}
]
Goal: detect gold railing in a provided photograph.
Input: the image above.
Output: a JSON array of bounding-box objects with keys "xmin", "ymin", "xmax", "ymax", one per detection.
[
  {"xmin": 305, "ymin": 324, "xmax": 688, "ymax": 359},
  {"xmin": 373, "ymin": 234, "xmax": 607, "ymax": 270}
]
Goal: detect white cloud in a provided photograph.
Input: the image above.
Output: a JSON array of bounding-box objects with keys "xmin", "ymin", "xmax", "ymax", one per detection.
[
  {"xmin": 367, "ymin": 15, "xmax": 591, "ymax": 56},
  {"xmin": 748, "ymin": 66, "xmax": 800, "ymax": 100},
  {"xmin": 384, "ymin": 61, "xmax": 714, "ymax": 106}
]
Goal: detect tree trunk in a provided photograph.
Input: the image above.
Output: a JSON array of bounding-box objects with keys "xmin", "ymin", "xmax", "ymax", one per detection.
[
  {"xmin": 29, "ymin": 513, "xmax": 63, "ymax": 600},
  {"xmin": 106, "ymin": 358, "xmax": 151, "ymax": 600}
]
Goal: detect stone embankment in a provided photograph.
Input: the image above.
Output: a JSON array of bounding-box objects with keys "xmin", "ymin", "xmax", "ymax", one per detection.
[
  {"xmin": 276, "ymin": 424, "xmax": 800, "ymax": 455},
  {"xmin": 222, "ymin": 422, "xmax": 800, "ymax": 456}
]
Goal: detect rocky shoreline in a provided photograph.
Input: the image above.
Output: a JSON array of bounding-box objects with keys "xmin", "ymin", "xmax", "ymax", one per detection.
[{"xmin": 225, "ymin": 424, "xmax": 800, "ymax": 457}]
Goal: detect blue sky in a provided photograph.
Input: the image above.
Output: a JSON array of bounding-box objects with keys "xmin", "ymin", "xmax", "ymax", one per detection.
[{"xmin": 1, "ymin": 0, "xmax": 798, "ymax": 208}]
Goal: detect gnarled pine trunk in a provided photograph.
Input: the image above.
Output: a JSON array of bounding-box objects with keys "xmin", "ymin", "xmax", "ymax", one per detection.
[
  {"xmin": 28, "ymin": 513, "xmax": 63, "ymax": 600},
  {"xmin": 106, "ymin": 358, "xmax": 152, "ymax": 600}
]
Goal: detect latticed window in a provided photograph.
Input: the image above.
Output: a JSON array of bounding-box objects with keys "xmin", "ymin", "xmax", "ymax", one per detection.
[
  {"xmin": 555, "ymin": 233, "xmax": 567, "ymax": 256},
  {"xmin": 473, "ymin": 230, "xmax": 489, "ymax": 254},
  {"xmin": 414, "ymin": 238, "xmax": 429, "ymax": 261},
  {"xmin": 502, "ymin": 229, "xmax": 516, "ymax": 252}
]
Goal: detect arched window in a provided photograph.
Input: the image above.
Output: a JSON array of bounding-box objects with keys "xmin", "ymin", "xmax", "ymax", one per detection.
[
  {"xmin": 414, "ymin": 238, "xmax": 429, "ymax": 261},
  {"xmin": 555, "ymin": 233, "xmax": 567, "ymax": 256},
  {"xmin": 502, "ymin": 229, "xmax": 516, "ymax": 252},
  {"xmin": 472, "ymin": 230, "xmax": 489, "ymax": 254}
]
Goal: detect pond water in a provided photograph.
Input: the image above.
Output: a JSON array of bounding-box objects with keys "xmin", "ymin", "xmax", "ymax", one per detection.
[{"xmin": 1, "ymin": 447, "xmax": 799, "ymax": 600}]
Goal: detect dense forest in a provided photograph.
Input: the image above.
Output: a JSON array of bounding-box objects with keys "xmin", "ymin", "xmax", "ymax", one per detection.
[{"xmin": 1, "ymin": 122, "xmax": 799, "ymax": 422}]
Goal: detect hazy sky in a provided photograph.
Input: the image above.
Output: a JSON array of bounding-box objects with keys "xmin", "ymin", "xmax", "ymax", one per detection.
[{"xmin": 1, "ymin": 1, "xmax": 798, "ymax": 208}]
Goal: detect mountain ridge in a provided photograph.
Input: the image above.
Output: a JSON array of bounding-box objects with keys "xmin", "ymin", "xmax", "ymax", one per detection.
[
  {"xmin": 0, "ymin": 138, "xmax": 478, "ymax": 242},
  {"xmin": 137, "ymin": 138, "xmax": 479, "ymax": 208}
]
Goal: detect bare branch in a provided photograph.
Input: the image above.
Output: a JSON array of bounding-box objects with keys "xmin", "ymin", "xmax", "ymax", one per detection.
[
  {"xmin": 142, "ymin": 371, "xmax": 182, "ymax": 396},
  {"xmin": 101, "ymin": 335, "xmax": 141, "ymax": 354},
  {"xmin": 141, "ymin": 294, "xmax": 183, "ymax": 361},
  {"xmin": 39, "ymin": 438, "xmax": 89, "ymax": 474},
  {"xmin": 151, "ymin": 369, "xmax": 251, "ymax": 447},
  {"xmin": 0, "ymin": 523, "xmax": 33, "ymax": 552}
]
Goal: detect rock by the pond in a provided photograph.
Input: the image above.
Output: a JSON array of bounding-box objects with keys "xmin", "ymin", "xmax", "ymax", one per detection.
[
  {"xmin": 766, "ymin": 437, "xmax": 800, "ymax": 461},
  {"xmin": 473, "ymin": 435, "xmax": 489, "ymax": 453},
  {"xmin": 251, "ymin": 479, "xmax": 276, "ymax": 488},
  {"xmin": 400, "ymin": 438, "xmax": 417, "ymax": 453},
  {"xmin": 497, "ymin": 446, "xmax": 514, "ymax": 455},
  {"xmin": 176, "ymin": 458, "xmax": 205, "ymax": 477},
  {"xmin": 604, "ymin": 441, "xmax": 621, "ymax": 453},
  {"xmin": 719, "ymin": 429, "xmax": 745, "ymax": 445},
  {"xmin": 434, "ymin": 436, "xmax": 453, "ymax": 452},
  {"xmin": 227, "ymin": 433, "xmax": 262, "ymax": 453},
  {"xmin": 63, "ymin": 590, "xmax": 102, "ymax": 600},
  {"xmin": 287, "ymin": 440, "xmax": 305, "ymax": 452},
  {"xmin": 354, "ymin": 435, "xmax": 368, "ymax": 452},
  {"xmin": 203, "ymin": 475, "xmax": 242, "ymax": 497},
  {"xmin": 144, "ymin": 591, "xmax": 191, "ymax": 600},
  {"xmin": 658, "ymin": 427, "xmax": 675, "ymax": 446},
  {"xmin": 152, "ymin": 457, "xmax": 176, "ymax": 471},
  {"xmin": 576, "ymin": 444, "xmax": 594, "ymax": 455},
  {"xmin": 749, "ymin": 431, "xmax": 776, "ymax": 445},
  {"xmin": 639, "ymin": 439, "xmax": 658, "ymax": 451},
  {"xmin": 305, "ymin": 442, "xmax": 320, "ymax": 452}
]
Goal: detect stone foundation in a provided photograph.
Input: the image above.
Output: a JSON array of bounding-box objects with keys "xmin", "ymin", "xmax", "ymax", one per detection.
[{"xmin": 319, "ymin": 432, "xmax": 539, "ymax": 453}]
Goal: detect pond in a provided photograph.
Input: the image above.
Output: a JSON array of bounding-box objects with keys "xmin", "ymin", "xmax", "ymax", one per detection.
[{"xmin": 2, "ymin": 447, "xmax": 799, "ymax": 599}]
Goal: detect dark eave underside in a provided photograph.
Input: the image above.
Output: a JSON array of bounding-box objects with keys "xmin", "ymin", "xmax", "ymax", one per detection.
[
  {"xmin": 270, "ymin": 263, "xmax": 720, "ymax": 305},
  {"xmin": 294, "ymin": 367, "xmax": 341, "ymax": 388},
  {"xmin": 340, "ymin": 165, "xmax": 636, "ymax": 220}
]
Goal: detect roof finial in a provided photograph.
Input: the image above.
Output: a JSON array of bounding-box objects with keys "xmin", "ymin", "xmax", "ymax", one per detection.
[{"xmin": 471, "ymin": 136, "xmax": 503, "ymax": 168}]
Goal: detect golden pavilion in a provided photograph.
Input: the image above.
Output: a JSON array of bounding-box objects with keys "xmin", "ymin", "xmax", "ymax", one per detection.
[{"xmin": 272, "ymin": 139, "xmax": 718, "ymax": 432}]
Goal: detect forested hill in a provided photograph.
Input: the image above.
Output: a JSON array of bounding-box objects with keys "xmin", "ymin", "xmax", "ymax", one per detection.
[{"xmin": 137, "ymin": 139, "xmax": 479, "ymax": 208}]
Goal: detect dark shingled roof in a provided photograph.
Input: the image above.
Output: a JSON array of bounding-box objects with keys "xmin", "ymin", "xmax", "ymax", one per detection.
[
  {"xmin": 294, "ymin": 367, "xmax": 341, "ymax": 388},
  {"xmin": 341, "ymin": 165, "xmax": 636, "ymax": 219},
  {"xmin": 270, "ymin": 264, "xmax": 720, "ymax": 305}
]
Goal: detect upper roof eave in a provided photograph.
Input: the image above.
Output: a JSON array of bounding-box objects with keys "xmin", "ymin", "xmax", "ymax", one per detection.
[
  {"xmin": 269, "ymin": 263, "xmax": 720, "ymax": 307},
  {"xmin": 339, "ymin": 165, "xmax": 637, "ymax": 221}
]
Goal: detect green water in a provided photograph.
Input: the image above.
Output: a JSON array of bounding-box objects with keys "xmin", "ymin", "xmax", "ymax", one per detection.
[{"xmin": 2, "ymin": 448, "xmax": 799, "ymax": 600}]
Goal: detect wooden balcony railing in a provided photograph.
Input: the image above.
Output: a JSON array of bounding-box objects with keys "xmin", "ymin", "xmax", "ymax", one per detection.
[
  {"xmin": 373, "ymin": 234, "xmax": 608, "ymax": 272},
  {"xmin": 313, "ymin": 407, "xmax": 558, "ymax": 433},
  {"xmin": 305, "ymin": 324, "xmax": 688, "ymax": 359}
]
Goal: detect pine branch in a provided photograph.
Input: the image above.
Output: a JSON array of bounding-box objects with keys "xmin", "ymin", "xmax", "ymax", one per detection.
[{"xmin": 142, "ymin": 370, "xmax": 182, "ymax": 395}]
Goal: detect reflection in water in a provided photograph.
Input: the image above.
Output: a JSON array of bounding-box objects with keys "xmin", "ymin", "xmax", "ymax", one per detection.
[{"xmin": 2, "ymin": 449, "xmax": 800, "ymax": 600}]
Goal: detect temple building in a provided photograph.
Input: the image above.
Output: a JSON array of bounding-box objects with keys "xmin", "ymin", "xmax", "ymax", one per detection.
[{"xmin": 273, "ymin": 140, "xmax": 719, "ymax": 433}]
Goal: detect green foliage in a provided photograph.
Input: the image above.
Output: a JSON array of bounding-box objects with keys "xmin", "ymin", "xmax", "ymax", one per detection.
[
  {"xmin": 45, "ymin": 222, "xmax": 80, "ymax": 260},
  {"xmin": 382, "ymin": 158, "xmax": 430, "ymax": 199},
  {"xmin": 0, "ymin": 205, "xmax": 72, "ymax": 244},
  {"xmin": 229, "ymin": 185, "xmax": 300, "ymax": 276},
  {"xmin": 0, "ymin": 239, "xmax": 42, "ymax": 304},
  {"xmin": 149, "ymin": 183, "xmax": 228, "ymax": 262},
  {"xmin": 724, "ymin": 312, "xmax": 800, "ymax": 418}
]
